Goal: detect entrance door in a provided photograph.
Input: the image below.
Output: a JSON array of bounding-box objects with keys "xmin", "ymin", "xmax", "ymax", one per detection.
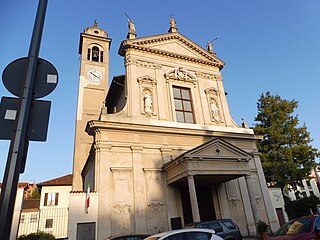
[
  {"xmin": 197, "ymin": 186, "xmax": 216, "ymax": 221},
  {"xmin": 180, "ymin": 186, "xmax": 216, "ymax": 225}
]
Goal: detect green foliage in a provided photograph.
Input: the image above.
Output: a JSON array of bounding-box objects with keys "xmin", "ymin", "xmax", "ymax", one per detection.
[
  {"xmin": 17, "ymin": 231, "xmax": 55, "ymax": 240},
  {"xmin": 253, "ymin": 92, "xmax": 319, "ymax": 190},
  {"xmin": 29, "ymin": 187, "xmax": 41, "ymax": 199},
  {"xmin": 284, "ymin": 195, "xmax": 320, "ymax": 220},
  {"xmin": 256, "ymin": 220, "xmax": 270, "ymax": 233}
]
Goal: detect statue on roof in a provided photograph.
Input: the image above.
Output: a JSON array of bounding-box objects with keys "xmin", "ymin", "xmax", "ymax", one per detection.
[
  {"xmin": 125, "ymin": 13, "xmax": 137, "ymax": 39},
  {"xmin": 206, "ymin": 38, "xmax": 217, "ymax": 54},
  {"xmin": 168, "ymin": 16, "xmax": 178, "ymax": 33},
  {"xmin": 94, "ymin": 20, "xmax": 98, "ymax": 27}
]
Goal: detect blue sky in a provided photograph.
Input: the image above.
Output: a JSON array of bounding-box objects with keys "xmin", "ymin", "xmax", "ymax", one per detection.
[{"xmin": 0, "ymin": 0, "xmax": 319, "ymax": 183}]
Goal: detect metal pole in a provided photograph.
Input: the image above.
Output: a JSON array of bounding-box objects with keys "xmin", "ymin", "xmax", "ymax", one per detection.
[{"xmin": 0, "ymin": 0, "xmax": 48, "ymax": 239}]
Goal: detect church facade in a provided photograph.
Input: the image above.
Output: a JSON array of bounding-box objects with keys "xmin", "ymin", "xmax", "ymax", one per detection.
[{"xmin": 68, "ymin": 18, "xmax": 279, "ymax": 240}]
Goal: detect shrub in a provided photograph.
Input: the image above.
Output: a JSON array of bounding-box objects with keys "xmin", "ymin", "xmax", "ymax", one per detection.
[
  {"xmin": 256, "ymin": 220, "xmax": 270, "ymax": 233},
  {"xmin": 18, "ymin": 231, "xmax": 55, "ymax": 240}
]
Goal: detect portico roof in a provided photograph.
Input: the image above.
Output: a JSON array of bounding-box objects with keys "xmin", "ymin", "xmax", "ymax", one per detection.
[{"xmin": 163, "ymin": 138, "xmax": 252, "ymax": 185}]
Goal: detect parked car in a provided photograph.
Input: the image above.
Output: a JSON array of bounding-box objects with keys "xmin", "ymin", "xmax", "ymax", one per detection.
[
  {"xmin": 145, "ymin": 228, "xmax": 223, "ymax": 240},
  {"xmin": 185, "ymin": 219, "xmax": 242, "ymax": 240},
  {"xmin": 269, "ymin": 215, "xmax": 320, "ymax": 240},
  {"xmin": 106, "ymin": 234, "xmax": 150, "ymax": 240}
]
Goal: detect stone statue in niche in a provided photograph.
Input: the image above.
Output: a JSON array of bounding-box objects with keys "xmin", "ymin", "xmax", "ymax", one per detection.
[
  {"xmin": 144, "ymin": 92, "xmax": 153, "ymax": 115},
  {"xmin": 210, "ymin": 98, "xmax": 221, "ymax": 122}
]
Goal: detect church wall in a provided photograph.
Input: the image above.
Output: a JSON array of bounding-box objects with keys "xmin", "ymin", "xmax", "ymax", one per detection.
[{"xmin": 90, "ymin": 123, "xmax": 272, "ymax": 237}]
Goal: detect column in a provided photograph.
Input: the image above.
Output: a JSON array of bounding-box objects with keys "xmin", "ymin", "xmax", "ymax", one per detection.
[
  {"xmin": 239, "ymin": 177, "xmax": 256, "ymax": 236},
  {"xmin": 131, "ymin": 145, "xmax": 147, "ymax": 234},
  {"xmin": 254, "ymin": 155, "xmax": 280, "ymax": 232},
  {"xmin": 187, "ymin": 175, "xmax": 200, "ymax": 222},
  {"xmin": 245, "ymin": 175, "xmax": 260, "ymax": 224}
]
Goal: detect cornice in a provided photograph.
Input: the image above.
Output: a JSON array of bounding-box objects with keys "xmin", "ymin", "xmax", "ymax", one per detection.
[
  {"xmin": 86, "ymin": 120, "xmax": 258, "ymax": 141},
  {"xmin": 119, "ymin": 33, "xmax": 224, "ymax": 69}
]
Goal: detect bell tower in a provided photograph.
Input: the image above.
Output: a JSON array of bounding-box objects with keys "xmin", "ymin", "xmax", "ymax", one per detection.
[{"xmin": 73, "ymin": 21, "xmax": 111, "ymax": 190}]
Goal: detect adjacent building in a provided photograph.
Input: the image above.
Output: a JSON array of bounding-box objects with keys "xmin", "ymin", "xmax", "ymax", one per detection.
[
  {"xmin": 69, "ymin": 18, "xmax": 280, "ymax": 240},
  {"xmin": 17, "ymin": 174, "xmax": 72, "ymax": 239}
]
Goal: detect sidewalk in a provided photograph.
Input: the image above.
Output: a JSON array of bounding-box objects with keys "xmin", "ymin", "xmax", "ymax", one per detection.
[{"xmin": 243, "ymin": 237, "xmax": 258, "ymax": 240}]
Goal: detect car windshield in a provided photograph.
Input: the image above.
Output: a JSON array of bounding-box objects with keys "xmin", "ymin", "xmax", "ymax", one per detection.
[{"xmin": 274, "ymin": 218, "xmax": 312, "ymax": 236}]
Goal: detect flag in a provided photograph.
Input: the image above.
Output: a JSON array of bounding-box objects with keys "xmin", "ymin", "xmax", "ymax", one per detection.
[{"xmin": 85, "ymin": 181, "xmax": 90, "ymax": 213}]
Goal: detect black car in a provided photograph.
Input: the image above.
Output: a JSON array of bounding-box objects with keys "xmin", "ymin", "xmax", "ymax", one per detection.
[{"xmin": 185, "ymin": 219, "xmax": 242, "ymax": 240}]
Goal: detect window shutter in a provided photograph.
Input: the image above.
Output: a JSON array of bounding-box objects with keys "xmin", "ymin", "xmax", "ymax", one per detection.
[
  {"xmin": 55, "ymin": 193, "xmax": 59, "ymax": 206},
  {"xmin": 44, "ymin": 193, "xmax": 48, "ymax": 206}
]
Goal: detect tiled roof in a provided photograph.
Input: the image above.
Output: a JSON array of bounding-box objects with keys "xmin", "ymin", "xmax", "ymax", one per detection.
[
  {"xmin": 38, "ymin": 174, "xmax": 73, "ymax": 186},
  {"xmin": 0, "ymin": 182, "xmax": 29, "ymax": 189}
]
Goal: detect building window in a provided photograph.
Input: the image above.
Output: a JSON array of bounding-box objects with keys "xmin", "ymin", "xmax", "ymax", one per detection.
[
  {"xmin": 45, "ymin": 219, "xmax": 53, "ymax": 228},
  {"xmin": 173, "ymin": 86, "xmax": 194, "ymax": 123},
  {"xmin": 295, "ymin": 192, "xmax": 301, "ymax": 200},
  {"xmin": 44, "ymin": 192, "xmax": 59, "ymax": 206},
  {"xmin": 302, "ymin": 192, "xmax": 307, "ymax": 198},
  {"xmin": 310, "ymin": 191, "xmax": 315, "ymax": 196},
  {"xmin": 87, "ymin": 46, "xmax": 103, "ymax": 62},
  {"xmin": 20, "ymin": 214, "xmax": 25, "ymax": 223},
  {"xmin": 307, "ymin": 180, "xmax": 312, "ymax": 189},
  {"xmin": 30, "ymin": 214, "xmax": 38, "ymax": 223},
  {"xmin": 92, "ymin": 46, "xmax": 100, "ymax": 62}
]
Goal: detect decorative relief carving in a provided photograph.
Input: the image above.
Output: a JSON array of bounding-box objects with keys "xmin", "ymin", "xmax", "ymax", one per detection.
[
  {"xmin": 149, "ymin": 201, "xmax": 163, "ymax": 213},
  {"xmin": 111, "ymin": 168, "xmax": 132, "ymax": 215},
  {"xmin": 255, "ymin": 196, "xmax": 262, "ymax": 204},
  {"xmin": 125, "ymin": 59, "xmax": 161, "ymax": 69},
  {"xmin": 114, "ymin": 203, "xmax": 131, "ymax": 215},
  {"xmin": 225, "ymin": 180, "xmax": 240, "ymax": 206},
  {"xmin": 205, "ymin": 87, "xmax": 223, "ymax": 123},
  {"xmin": 143, "ymin": 169, "xmax": 164, "ymax": 211},
  {"xmin": 137, "ymin": 76, "xmax": 157, "ymax": 86},
  {"xmin": 164, "ymin": 67, "xmax": 197, "ymax": 84},
  {"xmin": 229, "ymin": 198, "xmax": 240, "ymax": 206},
  {"xmin": 196, "ymin": 72, "xmax": 222, "ymax": 81}
]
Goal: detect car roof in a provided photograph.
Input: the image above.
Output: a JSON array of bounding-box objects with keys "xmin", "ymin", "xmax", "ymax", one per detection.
[
  {"xmin": 290, "ymin": 215, "xmax": 320, "ymax": 222},
  {"xmin": 146, "ymin": 228, "xmax": 216, "ymax": 238}
]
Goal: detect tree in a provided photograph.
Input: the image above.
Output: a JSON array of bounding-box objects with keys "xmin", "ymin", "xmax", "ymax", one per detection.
[{"xmin": 253, "ymin": 92, "xmax": 318, "ymax": 190}]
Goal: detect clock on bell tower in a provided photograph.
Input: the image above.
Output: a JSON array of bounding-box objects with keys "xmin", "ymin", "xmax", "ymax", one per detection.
[{"xmin": 73, "ymin": 21, "xmax": 111, "ymax": 190}]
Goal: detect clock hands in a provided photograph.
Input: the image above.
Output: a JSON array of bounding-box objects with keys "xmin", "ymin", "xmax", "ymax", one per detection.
[{"xmin": 90, "ymin": 72, "xmax": 100, "ymax": 78}]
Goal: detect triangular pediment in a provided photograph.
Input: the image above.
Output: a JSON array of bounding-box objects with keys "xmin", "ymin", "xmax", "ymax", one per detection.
[
  {"xmin": 180, "ymin": 138, "xmax": 252, "ymax": 162},
  {"xmin": 119, "ymin": 32, "xmax": 224, "ymax": 69}
]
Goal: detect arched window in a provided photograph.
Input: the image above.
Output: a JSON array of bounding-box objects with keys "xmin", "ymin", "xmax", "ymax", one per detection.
[
  {"xmin": 92, "ymin": 46, "xmax": 99, "ymax": 62},
  {"xmin": 87, "ymin": 45, "xmax": 104, "ymax": 62}
]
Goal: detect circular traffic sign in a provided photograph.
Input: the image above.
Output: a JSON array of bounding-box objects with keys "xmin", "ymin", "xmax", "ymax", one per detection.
[{"xmin": 2, "ymin": 57, "xmax": 58, "ymax": 99}]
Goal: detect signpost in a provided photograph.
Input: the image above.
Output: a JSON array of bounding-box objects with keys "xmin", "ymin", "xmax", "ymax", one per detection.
[{"xmin": 0, "ymin": 0, "xmax": 58, "ymax": 239}]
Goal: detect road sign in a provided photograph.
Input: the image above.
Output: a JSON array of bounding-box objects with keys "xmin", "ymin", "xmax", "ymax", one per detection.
[
  {"xmin": 2, "ymin": 57, "xmax": 58, "ymax": 99},
  {"xmin": 0, "ymin": 97, "xmax": 51, "ymax": 141}
]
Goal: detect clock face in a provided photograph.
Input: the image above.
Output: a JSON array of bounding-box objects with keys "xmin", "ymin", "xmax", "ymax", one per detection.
[{"xmin": 87, "ymin": 69, "xmax": 102, "ymax": 83}]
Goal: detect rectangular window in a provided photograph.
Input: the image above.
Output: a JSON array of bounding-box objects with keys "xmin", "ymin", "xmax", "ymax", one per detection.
[
  {"xmin": 30, "ymin": 214, "xmax": 38, "ymax": 223},
  {"xmin": 307, "ymin": 180, "xmax": 312, "ymax": 188},
  {"xmin": 173, "ymin": 86, "xmax": 194, "ymax": 123},
  {"xmin": 44, "ymin": 192, "xmax": 59, "ymax": 206},
  {"xmin": 20, "ymin": 214, "xmax": 25, "ymax": 223},
  {"xmin": 45, "ymin": 219, "xmax": 53, "ymax": 228}
]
